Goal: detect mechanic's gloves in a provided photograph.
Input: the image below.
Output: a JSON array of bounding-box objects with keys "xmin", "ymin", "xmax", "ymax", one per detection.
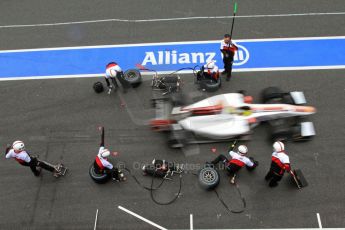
[
  {"xmin": 246, "ymin": 157, "xmax": 259, "ymax": 171},
  {"xmin": 284, "ymin": 163, "xmax": 291, "ymax": 173}
]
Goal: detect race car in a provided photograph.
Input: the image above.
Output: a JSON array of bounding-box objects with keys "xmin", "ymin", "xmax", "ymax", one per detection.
[{"xmin": 150, "ymin": 87, "xmax": 316, "ymax": 148}]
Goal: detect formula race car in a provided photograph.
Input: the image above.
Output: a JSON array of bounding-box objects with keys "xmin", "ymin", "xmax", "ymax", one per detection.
[{"xmin": 150, "ymin": 87, "xmax": 316, "ymax": 148}]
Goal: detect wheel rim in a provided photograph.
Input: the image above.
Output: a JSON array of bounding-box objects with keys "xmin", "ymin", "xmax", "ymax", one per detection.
[
  {"xmin": 127, "ymin": 72, "xmax": 136, "ymax": 79},
  {"xmin": 203, "ymin": 170, "xmax": 215, "ymax": 182}
]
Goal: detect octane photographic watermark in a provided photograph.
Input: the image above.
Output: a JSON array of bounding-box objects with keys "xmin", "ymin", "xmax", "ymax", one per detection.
[{"xmin": 116, "ymin": 161, "xmax": 228, "ymax": 172}]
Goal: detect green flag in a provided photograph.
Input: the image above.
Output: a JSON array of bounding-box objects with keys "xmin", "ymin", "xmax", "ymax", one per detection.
[{"xmin": 234, "ymin": 2, "xmax": 238, "ymax": 14}]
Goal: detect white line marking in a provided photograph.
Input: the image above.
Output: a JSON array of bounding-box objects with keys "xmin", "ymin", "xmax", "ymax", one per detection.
[
  {"xmin": 190, "ymin": 214, "xmax": 193, "ymax": 230},
  {"xmin": 118, "ymin": 206, "xmax": 168, "ymax": 230},
  {"xmin": 0, "ymin": 12, "xmax": 344, "ymax": 29},
  {"xmin": 317, "ymin": 213, "xmax": 323, "ymax": 229},
  {"xmin": 93, "ymin": 209, "xmax": 98, "ymax": 230},
  {"xmin": 1, "ymin": 64, "xmax": 345, "ymax": 81},
  {"xmin": 1, "ymin": 35, "xmax": 345, "ymax": 53}
]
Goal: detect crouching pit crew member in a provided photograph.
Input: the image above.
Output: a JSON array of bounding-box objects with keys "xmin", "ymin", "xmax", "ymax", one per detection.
[
  {"xmin": 94, "ymin": 141, "xmax": 126, "ymax": 182},
  {"xmin": 202, "ymin": 61, "xmax": 219, "ymax": 81},
  {"xmin": 5, "ymin": 140, "xmax": 55, "ymax": 177},
  {"xmin": 265, "ymin": 141, "xmax": 291, "ymax": 187},
  {"xmin": 105, "ymin": 62, "xmax": 130, "ymax": 94},
  {"xmin": 208, "ymin": 144, "xmax": 258, "ymax": 184}
]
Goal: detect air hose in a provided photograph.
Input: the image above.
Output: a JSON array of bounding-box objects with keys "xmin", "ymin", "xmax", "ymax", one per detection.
[{"xmin": 124, "ymin": 167, "xmax": 183, "ymax": 205}]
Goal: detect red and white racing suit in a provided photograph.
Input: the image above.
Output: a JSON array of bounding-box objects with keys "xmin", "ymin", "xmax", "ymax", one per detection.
[
  {"xmin": 94, "ymin": 147, "xmax": 114, "ymax": 171},
  {"xmin": 104, "ymin": 62, "xmax": 130, "ymax": 91},
  {"xmin": 203, "ymin": 63, "xmax": 219, "ymax": 81},
  {"xmin": 5, "ymin": 149, "xmax": 41, "ymax": 176},
  {"xmin": 93, "ymin": 147, "xmax": 122, "ymax": 180},
  {"xmin": 265, "ymin": 151, "xmax": 291, "ymax": 187},
  {"xmin": 211, "ymin": 151, "xmax": 256, "ymax": 176}
]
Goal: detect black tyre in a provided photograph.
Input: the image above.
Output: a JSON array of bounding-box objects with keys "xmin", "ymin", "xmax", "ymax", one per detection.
[
  {"xmin": 199, "ymin": 78, "xmax": 221, "ymax": 92},
  {"xmin": 198, "ymin": 167, "xmax": 220, "ymax": 190},
  {"xmin": 89, "ymin": 164, "xmax": 111, "ymax": 184},
  {"xmin": 271, "ymin": 127, "xmax": 291, "ymax": 142},
  {"xmin": 124, "ymin": 69, "xmax": 142, "ymax": 88},
  {"xmin": 262, "ymin": 87, "xmax": 284, "ymax": 103},
  {"xmin": 93, "ymin": 82, "xmax": 104, "ymax": 93}
]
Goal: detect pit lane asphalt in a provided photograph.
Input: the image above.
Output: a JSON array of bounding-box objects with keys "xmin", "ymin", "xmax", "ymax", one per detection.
[
  {"xmin": 1, "ymin": 0, "xmax": 345, "ymax": 50},
  {"xmin": 1, "ymin": 72, "xmax": 345, "ymax": 229},
  {"xmin": 0, "ymin": 0, "xmax": 345, "ymax": 229}
]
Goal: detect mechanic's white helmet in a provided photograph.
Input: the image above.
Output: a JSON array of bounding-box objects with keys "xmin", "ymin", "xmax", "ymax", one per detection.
[
  {"xmin": 238, "ymin": 145, "xmax": 248, "ymax": 155},
  {"xmin": 273, "ymin": 141, "xmax": 285, "ymax": 152},
  {"xmin": 206, "ymin": 62, "xmax": 215, "ymax": 69},
  {"xmin": 99, "ymin": 149, "xmax": 110, "ymax": 158},
  {"xmin": 12, "ymin": 140, "xmax": 25, "ymax": 151}
]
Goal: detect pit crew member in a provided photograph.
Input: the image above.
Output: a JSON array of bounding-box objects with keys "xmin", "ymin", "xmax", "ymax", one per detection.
[
  {"xmin": 265, "ymin": 141, "xmax": 291, "ymax": 187},
  {"xmin": 208, "ymin": 144, "xmax": 258, "ymax": 184},
  {"xmin": 202, "ymin": 61, "xmax": 219, "ymax": 81},
  {"xmin": 5, "ymin": 141, "xmax": 55, "ymax": 176},
  {"xmin": 94, "ymin": 137, "xmax": 126, "ymax": 182},
  {"xmin": 105, "ymin": 62, "xmax": 130, "ymax": 94},
  {"xmin": 220, "ymin": 34, "xmax": 238, "ymax": 81}
]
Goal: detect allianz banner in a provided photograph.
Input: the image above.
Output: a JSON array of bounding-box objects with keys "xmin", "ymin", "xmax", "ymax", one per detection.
[{"xmin": 0, "ymin": 37, "xmax": 345, "ymax": 78}]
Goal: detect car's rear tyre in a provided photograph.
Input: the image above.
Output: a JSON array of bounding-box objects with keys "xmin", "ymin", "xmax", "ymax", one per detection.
[
  {"xmin": 271, "ymin": 127, "xmax": 291, "ymax": 142},
  {"xmin": 124, "ymin": 69, "xmax": 142, "ymax": 88},
  {"xmin": 93, "ymin": 82, "xmax": 104, "ymax": 93},
  {"xmin": 89, "ymin": 164, "xmax": 111, "ymax": 184},
  {"xmin": 198, "ymin": 166, "xmax": 220, "ymax": 190},
  {"xmin": 262, "ymin": 87, "xmax": 284, "ymax": 103}
]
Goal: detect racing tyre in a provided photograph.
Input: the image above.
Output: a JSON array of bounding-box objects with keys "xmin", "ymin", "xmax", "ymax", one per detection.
[
  {"xmin": 271, "ymin": 127, "xmax": 291, "ymax": 142},
  {"xmin": 262, "ymin": 87, "xmax": 284, "ymax": 103},
  {"xmin": 124, "ymin": 69, "xmax": 142, "ymax": 88},
  {"xmin": 93, "ymin": 82, "xmax": 104, "ymax": 93},
  {"xmin": 198, "ymin": 166, "xmax": 220, "ymax": 190},
  {"xmin": 89, "ymin": 164, "xmax": 111, "ymax": 184},
  {"xmin": 199, "ymin": 78, "xmax": 221, "ymax": 92}
]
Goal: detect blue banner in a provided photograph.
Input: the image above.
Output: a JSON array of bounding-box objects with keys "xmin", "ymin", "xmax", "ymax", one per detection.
[{"xmin": 0, "ymin": 37, "xmax": 345, "ymax": 79}]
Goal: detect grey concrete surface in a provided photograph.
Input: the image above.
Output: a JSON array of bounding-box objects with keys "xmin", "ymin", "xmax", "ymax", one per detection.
[
  {"xmin": 0, "ymin": 0, "xmax": 345, "ymax": 50},
  {"xmin": 0, "ymin": 71, "xmax": 345, "ymax": 229}
]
